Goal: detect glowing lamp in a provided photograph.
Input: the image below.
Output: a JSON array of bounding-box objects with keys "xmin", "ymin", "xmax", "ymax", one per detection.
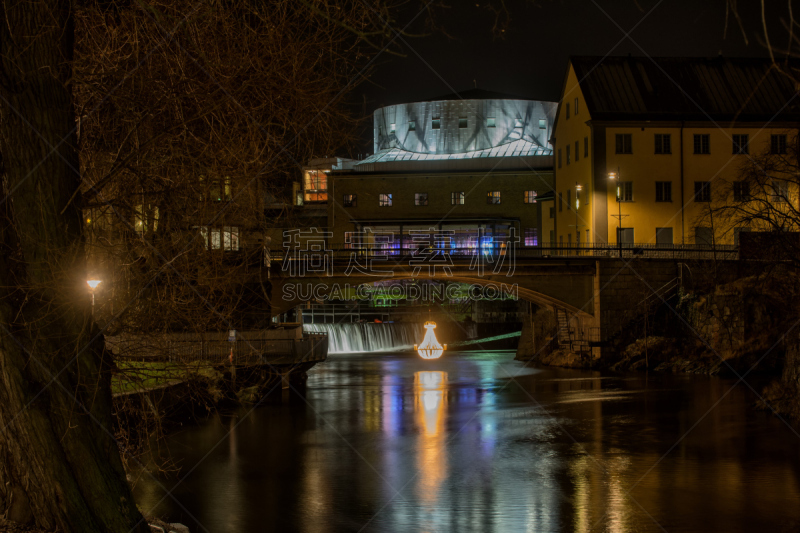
[
  {"xmin": 414, "ymin": 321, "xmax": 447, "ymax": 360},
  {"xmin": 86, "ymin": 280, "xmax": 101, "ymax": 290}
]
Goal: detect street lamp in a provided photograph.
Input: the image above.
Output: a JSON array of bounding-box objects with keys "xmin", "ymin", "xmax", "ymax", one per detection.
[
  {"xmin": 608, "ymin": 169, "xmax": 623, "ymax": 257},
  {"xmin": 575, "ymin": 183, "xmax": 582, "ymax": 253},
  {"xmin": 87, "ymin": 279, "xmax": 101, "ymax": 315}
]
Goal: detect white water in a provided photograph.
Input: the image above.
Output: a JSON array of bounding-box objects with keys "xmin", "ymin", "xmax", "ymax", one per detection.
[{"xmin": 304, "ymin": 322, "xmax": 423, "ymax": 353}]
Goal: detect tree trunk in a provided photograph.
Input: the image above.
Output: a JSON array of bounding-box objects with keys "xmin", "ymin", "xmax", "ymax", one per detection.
[{"xmin": 0, "ymin": 1, "xmax": 148, "ymax": 531}]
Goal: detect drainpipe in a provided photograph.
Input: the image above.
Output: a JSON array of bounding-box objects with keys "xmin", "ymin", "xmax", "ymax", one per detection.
[{"xmin": 680, "ymin": 121, "xmax": 685, "ymax": 244}]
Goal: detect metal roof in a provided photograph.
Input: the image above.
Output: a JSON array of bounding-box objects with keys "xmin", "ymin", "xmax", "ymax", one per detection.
[
  {"xmin": 570, "ymin": 56, "xmax": 800, "ymax": 122},
  {"xmin": 357, "ymin": 139, "xmax": 552, "ymax": 166}
]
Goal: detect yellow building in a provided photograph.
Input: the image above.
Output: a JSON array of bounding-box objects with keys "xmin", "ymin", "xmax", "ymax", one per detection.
[{"xmin": 552, "ymin": 56, "xmax": 800, "ymax": 248}]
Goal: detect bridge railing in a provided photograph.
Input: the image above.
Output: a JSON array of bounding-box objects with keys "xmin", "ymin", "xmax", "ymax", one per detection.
[{"xmin": 268, "ymin": 242, "xmax": 738, "ymax": 263}]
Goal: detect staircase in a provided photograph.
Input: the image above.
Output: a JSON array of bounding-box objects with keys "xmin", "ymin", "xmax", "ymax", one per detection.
[{"xmin": 555, "ymin": 307, "xmax": 572, "ymax": 347}]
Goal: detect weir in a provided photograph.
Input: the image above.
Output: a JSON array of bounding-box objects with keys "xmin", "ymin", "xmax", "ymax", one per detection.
[{"xmin": 304, "ymin": 323, "xmax": 422, "ymax": 353}]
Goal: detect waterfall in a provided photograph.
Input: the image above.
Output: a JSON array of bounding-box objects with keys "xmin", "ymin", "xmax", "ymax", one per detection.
[{"xmin": 304, "ymin": 322, "xmax": 423, "ymax": 353}]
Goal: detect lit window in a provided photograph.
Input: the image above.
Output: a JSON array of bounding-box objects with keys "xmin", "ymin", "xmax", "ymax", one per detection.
[
  {"xmin": 209, "ymin": 176, "xmax": 233, "ymax": 202},
  {"xmin": 304, "ymin": 170, "xmax": 328, "ymax": 202},
  {"xmin": 693, "ymin": 134, "xmax": 710, "ymax": 154},
  {"xmin": 432, "ymin": 117, "xmax": 441, "ymax": 130},
  {"xmin": 615, "ymin": 134, "xmax": 632, "ymax": 154},
  {"xmin": 195, "ymin": 226, "xmax": 238, "ymax": 251},
  {"xmin": 409, "ymin": 121, "xmax": 416, "ymax": 131},
  {"xmin": 389, "ymin": 123, "xmax": 396, "ymax": 133},
  {"xmin": 379, "ymin": 193, "xmax": 392, "ymax": 207},
  {"xmin": 487, "ymin": 191, "xmax": 501, "ymax": 204},
  {"xmin": 539, "ymin": 119, "xmax": 547, "ymax": 129},
  {"xmin": 524, "ymin": 190, "xmax": 537, "ymax": 204},
  {"xmin": 458, "ymin": 118, "xmax": 468, "ymax": 128},
  {"xmin": 733, "ymin": 134, "xmax": 749, "ymax": 154},
  {"xmin": 451, "ymin": 191, "xmax": 465, "ymax": 205},
  {"xmin": 694, "ymin": 181, "xmax": 711, "ymax": 202},
  {"xmin": 343, "ymin": 194, "xmax": 357, "ymax": 207},
  {"xmin": 415, "ymin": 193, "xmax": 428, "ymax": 206},
  {"xmin": 524, "ymin": 228, "xmax": 538, "ymax": 246},
  {"xmin": 771, "ymin": 134, "xmax": 787, "ymax": 154},
  {"xmin": 655, "ymin": 134, "xmax": 671, "ymax": 154},
  {"xmin": 223, "ymin": 226, "xmax": 239, "ymax": 251},
  {"xmin": 514, "ymin": 118, "xmax": 523, "ymax": 128},
  {"xmin": 487, "ymin": 118, "xmax": 496, "ymax": 128}
]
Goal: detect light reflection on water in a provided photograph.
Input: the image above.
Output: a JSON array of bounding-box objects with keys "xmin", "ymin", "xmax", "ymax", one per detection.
[{"xmin": 133, "ymin": 351, "xmax": 800, "ymax": 533}]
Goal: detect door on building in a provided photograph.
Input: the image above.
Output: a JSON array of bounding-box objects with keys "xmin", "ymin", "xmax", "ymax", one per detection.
[
  {"xmin": 656, "ymin": 227, "xmax": 673, "ymax": 247},
  {"xmin": 617, "ymin": 227, "xmax": 634, "ymax": 246}
]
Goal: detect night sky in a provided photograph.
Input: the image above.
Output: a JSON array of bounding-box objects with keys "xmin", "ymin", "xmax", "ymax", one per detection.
[{"xmin": 352, "ymin": 0, "xmax": 796, "ymax": 154}]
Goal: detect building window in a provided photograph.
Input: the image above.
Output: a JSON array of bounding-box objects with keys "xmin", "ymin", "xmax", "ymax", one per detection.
[
  {"xmin": 574, "ymin": 97, "xmax": 579, "ymax": 115},
  {"xmin": 487, "ymin": 191, "xmax": 501, "ymax": 204},
  {"xmin": 618, "ymin": 181, "xmax": 633, "ymax": 202},
  {"xmin": 409, "ymin": 120, "xmax": 416, "ymax": 131},
  {"xmin": 487, "ymin": 118, "xmax": 496, "ymax": 128},
  {"xmin": 451, "ymin": 191, "xmax": 465, "ymax": 205},
  {"xmin": 575, "ymin": 141, "xmax": 579, "ymax": 162},
  {"xmin": 771, "ymin": 179, "xmax": 789, "ymax": 203},
  {"xmin": 379, "ymin": 193, "xmax": 392, "ymax": 207},
  {"xmin": 539, "ymin": 119, "xmax": 547, "ymax": 129},
  {"xmin": 549, "ymin": 207, "xmax": 554, "ymax": 219},
  {"xmin": 432, "ymin": 117, "xmax": 441, "ymax": 130},
  {"xmin": 415, "ymin": 192, "xmax": 428, "ymax": 206},
  {"xmin": 567, "ymin": 189, "xmax": 571, "ymax": 210},
  {"xmin": 617, "ymin": 227, "xmax": 634, "ymax": 245},
  {"xmin": 558, "ymin": 192, "xmax": 563, "ymax": 212},
  {"xmin": 733, "ymin": 134, "xmax": 749, "ymax": 154},
  {"xmin": 524, "ymin": 190, "xmax": 538, "ymax": 203},
  {"xmin": 524, "ymin": 228, "xmax": 538, "ymax": 246},
  {"xmin": 566, "ymin": 145, "xmax": 571, "ymax": 165},
  {"xmin": 695, "ymin": 226, "xmax": 713, "ymax": 246},
  {"xmin": 389, "ymin": 123, "xmax": 396, "ymax": 133},
  {"xmin": 734, "ymin": 227, "xmax": 751, "ymax": 247},
  {"xmin": 458, "ymin": 118, "xmax": 468, "ymax": 129},
  {"xmin": 558, "ymin": 149, "xmax": 562, "ymax": 168},
  {"xmin": 693, "ymin": 134, "xmax": 710, "ymax": 154},
  {"xmin": 655, "ymin": 181, "xmax": 672, "ymax": 202},
  {"xmin": 694, "ymin": 181, "xmax": 711, "ymax": 202},
  {"xmin": 514, "ymin": 118, "xmax": 523, "ymax": 128},
  {"xmin": 615, "ymin": 134, "xmax": 632, "ymax": 154},
  {"xmin": 197, "ymin": 226, "xmax": 239, "ymax": 251},
  {"xmin": 343, "ymin": 194, "xmax": 357, "ymax": 207},
  {"xmin": 566, "ymin": 103, "xmax": 570, "ymax": 119},
  {"xmin": 771, "ymin": 134, "xmax": 787, "ymax": 154},
  {"xmin": 303, "ymin": 171, "xmax": 327, "ymax": 202},
  {"xmin": 584, "ymin": 136, "xmax": 589, "ymax": 158},
  {"xmin": 733, "ymin": 181, "xmax": 749, "ymax": 202},
  {"xmin": 656, "ymin": 227, "xmax": 673, "ymax": 246},
  {"xmin": 655, "ymin": 134, "xmax": 671, "ymax": 154}
]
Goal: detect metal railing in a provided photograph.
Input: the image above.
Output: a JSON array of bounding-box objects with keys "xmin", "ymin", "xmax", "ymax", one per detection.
[{"xmin": 269, "ymin": 242, "xmax": 739, "ymax": 263}]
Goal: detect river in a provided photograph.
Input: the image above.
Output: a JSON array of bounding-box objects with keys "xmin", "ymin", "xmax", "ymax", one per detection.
[{"xmin": 133, "ymin": 350, "xmax": 800, "ymax": 532}]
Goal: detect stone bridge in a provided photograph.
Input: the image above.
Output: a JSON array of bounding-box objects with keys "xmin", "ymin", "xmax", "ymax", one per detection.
[{"xmin": 266, "ymin": 247, "xmax": 725, "ymax": 357}]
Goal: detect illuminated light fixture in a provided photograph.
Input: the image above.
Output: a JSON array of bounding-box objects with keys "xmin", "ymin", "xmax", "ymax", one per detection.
[
  {"xmin": 86, "ymin": 279, "xmax": 101, "ymax": 290},
  {"xmin": 414, "ymin": 321, "xmax": 446, "ymax": 360},
  {"xmin": 608, "ymin": 171, "xmax": 618, "ymax": 180}
]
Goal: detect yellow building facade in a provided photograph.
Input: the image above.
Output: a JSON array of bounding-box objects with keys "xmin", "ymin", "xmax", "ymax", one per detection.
[{"xmin": 553, "ymin": 56, "xmax": 800, "ymax": 248}]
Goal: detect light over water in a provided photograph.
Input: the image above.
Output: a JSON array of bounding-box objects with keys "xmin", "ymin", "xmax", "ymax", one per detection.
[{"xmin": 133, "ymin": 351, "xmax": 800, "ymax": 532}]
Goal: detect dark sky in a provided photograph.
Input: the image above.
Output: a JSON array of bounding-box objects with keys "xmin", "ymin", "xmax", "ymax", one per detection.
[{"xmin": 350, "ymin": 0, "xmax": 797, "ymax": 155}]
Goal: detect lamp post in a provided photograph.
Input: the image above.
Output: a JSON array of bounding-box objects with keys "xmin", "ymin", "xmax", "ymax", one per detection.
[
  {"xmin": 87, "ymin": 279, "xmax": 101, "ymax": 316},
  {"xmin": 575, "ymin": 183, "xmax": 582, "ymax": 250},
  {"xmin": 608, "ymin": 169, "xmax": 623, "ymax": 257}
]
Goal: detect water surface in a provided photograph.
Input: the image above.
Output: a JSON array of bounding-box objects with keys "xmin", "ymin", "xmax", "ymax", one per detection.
[{"xmin": 134, "ymin": 351, "xmax": 800, "ymax": 532}]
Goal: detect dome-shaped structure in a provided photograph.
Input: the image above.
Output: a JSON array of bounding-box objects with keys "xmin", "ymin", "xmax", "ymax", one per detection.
[{"xmin": 373, "ymin": 91, "xmax": 556, "ymax": 156}]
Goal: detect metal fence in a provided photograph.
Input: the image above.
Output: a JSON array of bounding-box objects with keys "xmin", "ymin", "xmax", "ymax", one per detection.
[{"xmin": 109, "ymin": 332, "xmax": 328, "ymax": 366}]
